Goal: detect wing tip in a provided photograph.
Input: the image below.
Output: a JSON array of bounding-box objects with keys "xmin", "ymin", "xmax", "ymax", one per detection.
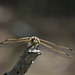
[
  {"xmin": 66, "ymin": 53, "xmax": 69, "ymax": 56},
  {"xmin": 0, "ymin": 42, "xmax": 3, "ymax": 44},
  {"xmin": 69, "ymin": 48, "xmax": 75, "ymax": 52}
]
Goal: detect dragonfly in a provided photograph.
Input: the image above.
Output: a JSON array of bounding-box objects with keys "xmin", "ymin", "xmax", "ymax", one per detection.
[{"xmin": 0, "ymin": 36, "xmax": 74, "ymax": 57}]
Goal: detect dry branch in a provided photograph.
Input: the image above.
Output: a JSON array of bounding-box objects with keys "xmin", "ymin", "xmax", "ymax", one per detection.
[{"xmin": 3, "ymin": 45, "xmax": 42, "ymax": 75}]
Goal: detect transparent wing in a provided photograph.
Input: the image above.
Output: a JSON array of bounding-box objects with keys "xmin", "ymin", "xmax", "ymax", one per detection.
[
  {"xmin": 40, "ymin": 42, "xmax": 70, "ymax": 57},
  {"xmin": 40, "ymin": 39, "xmax": 74, "ymax": 52},
  {"xmin": 0, "ymin": 37, "xmax": 30, "ymax": 47}
]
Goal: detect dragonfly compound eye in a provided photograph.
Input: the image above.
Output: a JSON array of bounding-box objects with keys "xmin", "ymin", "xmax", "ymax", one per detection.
[{"xmin": 30, "ymin": 36, "xmax": 40, "ymax": 45}]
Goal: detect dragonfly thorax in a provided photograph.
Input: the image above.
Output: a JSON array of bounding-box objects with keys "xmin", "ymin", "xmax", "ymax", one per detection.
[{"xmin": 30, "ymin": 36, "xmax": 40, "ymax": 45}]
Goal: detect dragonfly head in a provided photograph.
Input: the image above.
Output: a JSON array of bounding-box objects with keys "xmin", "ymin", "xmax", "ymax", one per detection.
[{"xmin": 30, "ymin": 36, "xmax": 40, "ymax": 45}]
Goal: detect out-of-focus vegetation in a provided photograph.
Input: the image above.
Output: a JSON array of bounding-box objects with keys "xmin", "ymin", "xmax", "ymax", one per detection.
[{"xmin": 0, "ymin": 0, "xmax": 75, "ymax": 75}]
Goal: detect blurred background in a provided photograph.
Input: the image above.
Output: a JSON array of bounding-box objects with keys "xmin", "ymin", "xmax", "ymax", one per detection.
[{"xmin": 0, "ymin": 0, "xmax": 75, "ymax": 75}]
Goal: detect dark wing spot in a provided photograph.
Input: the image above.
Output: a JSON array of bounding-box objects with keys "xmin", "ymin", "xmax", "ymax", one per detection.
[
  {"xmin": 69, "ymin": 48, "xmax": 74, "ymax": 52},
  {"xmin": 20, "ymin": 67, "xmax": 22, "ymax": 69},
  {"xmin": 66, "ymin": 53, "xmax": 69, "ymax": 56},
  {"xmin": 17, "ymin": 71, "xmax": 19, "ymax": 74},
  {"xmin": 4, "ymin": 73, "xmax": 7, "ymax": 75}
]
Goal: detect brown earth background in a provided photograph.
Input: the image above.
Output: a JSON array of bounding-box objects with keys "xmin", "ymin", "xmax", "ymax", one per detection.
[{"xmin": 0, "ymin": 0, "xmax": 75, "ymax": 75}]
